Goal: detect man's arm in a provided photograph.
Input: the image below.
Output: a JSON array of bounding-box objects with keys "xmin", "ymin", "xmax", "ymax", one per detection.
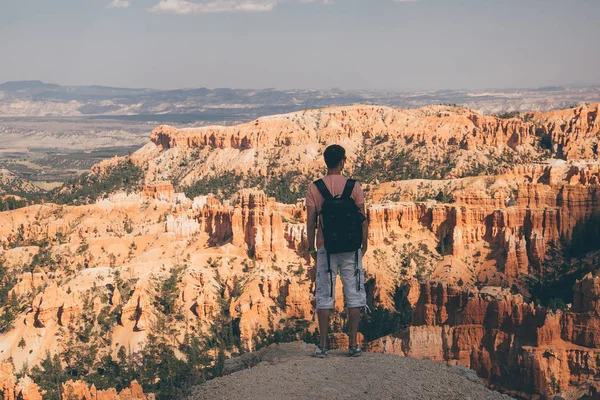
[
  {"xmin": 359, "ymin": 204, "xmax": 368, "ymax": 256},
  {"xmin": 307, "ymin": 205, "xmax": 318, "ymax": 258}
]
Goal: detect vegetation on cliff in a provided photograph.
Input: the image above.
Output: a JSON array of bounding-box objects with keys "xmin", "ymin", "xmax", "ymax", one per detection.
[
  {"xmin": 527, "ymin": 235, "xmax": 600, "ymax": 311},
  {"xmin": 183, "ymin": 170, "xmax": 311, "ymax": 204},
  {"xmin": 0, "ymin": 195, "xmax": 28, "ymax": 211},
  {"xmin": 50, "ymin": 158, "xmax": 144, "ymax": 205},
  {"xmin": 0, "ymin": 261, "xmax": 21, "ymax": 333}
]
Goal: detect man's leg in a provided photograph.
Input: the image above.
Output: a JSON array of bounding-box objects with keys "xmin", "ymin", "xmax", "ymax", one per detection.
[
  {"xmin": 347, "ymin": 307, "xmax": 361, "ymax": 347},
  {"xmin": 340, "ymin": 249, "xmax": 367, "ymax": 350},
  {"xmin": 317, "ymin": 309, "xmax": 331, "ymax": 348},
  {"xmin": 315, "ymin": 247, "xmax": 335, "ymax": 350}
]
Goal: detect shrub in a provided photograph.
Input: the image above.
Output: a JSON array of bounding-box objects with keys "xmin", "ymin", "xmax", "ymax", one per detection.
[{"xmin": 52, "ymin": 158, "xmax": 144, "ymax": 205}]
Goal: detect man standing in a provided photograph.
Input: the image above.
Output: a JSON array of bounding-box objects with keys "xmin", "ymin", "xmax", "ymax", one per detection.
[{"xmin": 306, "ymin": 144, "xmax": 368, "ymax": 358}]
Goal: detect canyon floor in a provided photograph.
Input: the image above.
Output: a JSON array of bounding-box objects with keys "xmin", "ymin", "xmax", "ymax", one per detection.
[{"xmin": 187, "ymin": 342, "xmax": 512, "ymax": 400}]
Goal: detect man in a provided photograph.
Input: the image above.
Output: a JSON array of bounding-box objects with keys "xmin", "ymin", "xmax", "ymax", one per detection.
[{"xmin": 306, "ymin": 144, "xmax": 368, "ymax": 358}]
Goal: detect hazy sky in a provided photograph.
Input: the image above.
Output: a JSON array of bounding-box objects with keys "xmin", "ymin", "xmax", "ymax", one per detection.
[{"xmin": 1, "ymin": 0, "xmax": 599, "ymax": 91}]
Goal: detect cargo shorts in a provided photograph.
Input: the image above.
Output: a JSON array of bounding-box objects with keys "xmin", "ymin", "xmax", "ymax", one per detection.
[{"xmin": 315, "ymin": 247, "xmax": 367, "ymax": 310}]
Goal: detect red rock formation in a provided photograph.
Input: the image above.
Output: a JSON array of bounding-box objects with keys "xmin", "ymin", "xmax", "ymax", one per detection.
[
  {"xmin": 142, "ymin": 182, "xmax": 175, "ymax": 201},
  {"xmin": 15, "ymin": 376, "xmax": 43, "ymax": 400},
  {"xmin": 1, "ymin": 104, "xmax": 599, "ymax": 400},
  {"xmin": 30, "ymin": 283, "xmax": 79, "ymax": 328},
  {"xmin": 372, "ymin": 275, "xmax": 600, "ymax": 399},
  {"xmin": 149, "ymin": 106, "xmax": 539, "ymax": 153},
  {"xmin": 62, "ymin": 379, "xmax": 147, "ymax": 400},
  {"xmin": 0, "ymin": 364, "xmax": 43, "ymax": 400},
  {"xmin": 230, "ymin": 276, "xmax": 316, "ymax": 350},
  {"xmin": 329, "ymin": 332, "xmax": 364, "ymax": 349},
  {"xmin": 120, "ymin": 286, "xmax": 154, "ymax": 332},
  {"xmin": 0, "ymin": 363, "xmax": 17, "ymax": 400},
  {"xmin": 533, "ymin": 103, "xmax": 600, "ymax": 160},
  {"xmin": 365, "ymin": 178, "xmax": 600, "ymax": 283},
  {"xmin": 195, "ymin": 190, "xmax": 303, "ymax": 260}
]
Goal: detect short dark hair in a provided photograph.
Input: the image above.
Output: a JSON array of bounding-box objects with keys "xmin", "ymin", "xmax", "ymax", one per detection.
[{"xmin": 324, "ymin": 145, "xmax": 346, "ymax": 169}]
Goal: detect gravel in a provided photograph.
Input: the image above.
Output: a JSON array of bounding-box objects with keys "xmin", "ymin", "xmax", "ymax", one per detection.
[{"xmin": 187, "ymin": 342, "xmax": 513, "ymax": 400}]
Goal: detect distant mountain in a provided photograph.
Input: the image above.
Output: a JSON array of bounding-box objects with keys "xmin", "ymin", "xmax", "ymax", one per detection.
[
  {"xmin": 0, "ymin": 80, "xmax": 60, "ymax": 91},
  {"xmin": 1, "ymin": 81, "xmax": 600, "ymax": 120}
]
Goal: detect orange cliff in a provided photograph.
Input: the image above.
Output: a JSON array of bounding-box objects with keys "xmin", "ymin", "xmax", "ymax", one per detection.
[
  {"xmin": 195, "ymin": 190, "xmax": 304, "ymax": 260},
  {"xmin": 533, "ymin": 103, "xmax": 600, "ymax": 160},
  {"xmin": 371, "ymin": 273, "xmax": 600, "ymax": 399},
  {"xmin": 114, "ymin": 104, "xmax": 562, "ymax": 186},
  {"xmin": 135, "ymin": 104, "xmax": 600, "ymax": 184},
  {"xmin": 141, "ymin": 182, "xmax": 175, "ymax": 201},
  {"xmin": 149, "ymin": 105, "xmax": 538, "ymax": 152},
  {"xmin": 61, "ymin": 380, "xmax": 148, "ymax": 400},
  {"xmin": 365, "ymin": 181, "xmax": 600, "ymax": 283},
  {"xmin": 0, "ymin": 363, "xmax": 43, "ymax": 400}
]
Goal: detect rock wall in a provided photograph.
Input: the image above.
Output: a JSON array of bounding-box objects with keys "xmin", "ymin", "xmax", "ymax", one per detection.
[
  {"xmin": 0, "ymin": 363, "xmax": 42, "ymax": 400},
  {"xmin": 61, "ymin": 380, "xmax": 148, "ymax": 400},
  {"xmin": 195, "ymin": 190, "xmax": 303, "ymax": 260},
  {"xmin": 371, "ymin": 274, "xmax": 600, "ymax": 399},
  {"xmin": 149, "ymin": 106, "xmax": 539, "ymax": 152},
  {"xmin": 533, "ymin": 103, "xmax": 600, "ymax": 160},
  {"xmin": 142, "ymin": 182, "xmax": 175, "ymax": 201},
  {"xmin": 366, "ymin": 179, "xmax": 599, "ymax": 282}
]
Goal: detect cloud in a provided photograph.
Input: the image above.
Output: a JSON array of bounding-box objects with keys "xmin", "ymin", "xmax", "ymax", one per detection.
[
  {"xmin": 149, "ymin": 0, "xmax": 414, "ymax": 15},
  {"xmin": 149, "ymin": 0, "xmax": 278, "ymax": 14},
  {"xmin": 298, "ymin": 0, "xmax": 333, "ymax": 4},
  {"xmin": 108, "ymin": 0, "xmax": 131, "ymax": 8}
]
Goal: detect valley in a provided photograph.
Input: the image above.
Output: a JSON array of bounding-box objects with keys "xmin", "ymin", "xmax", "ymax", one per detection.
[{"xmin": 0, "ymin": 102, "xmax": 599, "ymax": 399}]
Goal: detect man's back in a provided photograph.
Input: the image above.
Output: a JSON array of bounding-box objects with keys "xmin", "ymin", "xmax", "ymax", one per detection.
[{"xmin": 305, "ymin": 174, "xmax": 365, "ymax": 250}]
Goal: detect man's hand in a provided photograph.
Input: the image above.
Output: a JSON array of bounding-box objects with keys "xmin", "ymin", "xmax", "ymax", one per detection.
[
  {"xmin": 359, "ymin": 204, "xmax": 368, "ymax": 258},
  {"xmin": 307, "ymin": 205, "xmax": 318, "ymax": 263}
]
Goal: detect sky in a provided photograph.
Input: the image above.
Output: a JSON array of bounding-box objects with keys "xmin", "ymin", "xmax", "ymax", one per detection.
[{"xmin": 0, "ymin": 0, "xmax": 599, "ymax": 91}]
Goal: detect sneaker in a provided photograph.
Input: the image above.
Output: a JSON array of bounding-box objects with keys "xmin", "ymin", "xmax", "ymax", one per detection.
[
  {"xmin": 314, "ymin": 345, "xmax": 328, "ymax": 358},
  {"xmin": 348, "ymin": 346, "xmax": 363, "ymax": 357}
]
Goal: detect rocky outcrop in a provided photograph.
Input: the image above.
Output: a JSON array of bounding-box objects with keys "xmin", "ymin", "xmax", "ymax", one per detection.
[
  {"xmin": 0, "ymin": 363, "xmax": 17, "ymax": 400},
  {"xmin": 372, "ymin": 275, "xmax": 600, "ymax": 399},
  {"xmin": 120, "ymin": 285, "xmax": 154, "ymax": 332},
  {"xmin": 149, "ymin": 106, "xmax": 538, "ymax": 152},
  {"xmin": 142, "ymin": 182, "xmax": 174, "ymax": 201},
  {"xmin": 195, "ymin": 190, "xmax": 303, "ymax": 260},
  {"xmin": 189, "ymin": 341, "xmax": 510, "ymax": 400},
  {"xmin": 366, "ymin": 178, "xmax": 599, "ymax": 282},
  {"xmin": 0, "ymin": 363, "xmax": 43, "ymax": 400},
  {"xmin": 30, "ymin": 283, "xmax": 79, "ymax": 328},
  {"xmin": 2, "ymin": 103, "xmax": 600, "ymax": 400},
  {"xmin": 165, "ymin": 215, "xmax": 200, "ymax": 238},
  {"xmin": 532, "ymin": 103, "xmax": 600, "ymax": 160},
  {"xmin": 61, "ymin": 380, "xmax": 147, "ymax": 400}
]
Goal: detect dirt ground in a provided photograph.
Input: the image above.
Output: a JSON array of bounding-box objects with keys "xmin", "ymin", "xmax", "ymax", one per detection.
[{"xmin": 187, "ymin": 342, "xmax": 513, "ymax": 400}]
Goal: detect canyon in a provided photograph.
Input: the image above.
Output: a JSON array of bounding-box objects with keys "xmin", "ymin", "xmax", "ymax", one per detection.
[
  {"xmin": 371, "ymin": 273, "xmax": 600, "ymax": 399},
  {"xmin": 0, "ymin": 103, "xmax": 599, "ymax": 399}
]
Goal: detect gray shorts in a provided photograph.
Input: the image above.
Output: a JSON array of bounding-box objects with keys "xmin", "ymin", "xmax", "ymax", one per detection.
[{"xmin": 315, "ymin": 247, "xmax": 367, "ymax": 310}]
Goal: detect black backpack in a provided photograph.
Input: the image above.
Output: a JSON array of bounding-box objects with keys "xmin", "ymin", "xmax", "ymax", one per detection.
[{"xmin": 314, "ymin": 178, "xmax": 366, "ymax": 297}]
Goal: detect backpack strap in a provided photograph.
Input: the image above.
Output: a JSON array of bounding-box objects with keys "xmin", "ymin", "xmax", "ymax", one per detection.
[
  {"xmin": 342, "ymin": 179, "xmax": 356, "ymax": 199},
  {"xmin": 314, "ymin": 179, "xmax": 333, "ymax": 201}
]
